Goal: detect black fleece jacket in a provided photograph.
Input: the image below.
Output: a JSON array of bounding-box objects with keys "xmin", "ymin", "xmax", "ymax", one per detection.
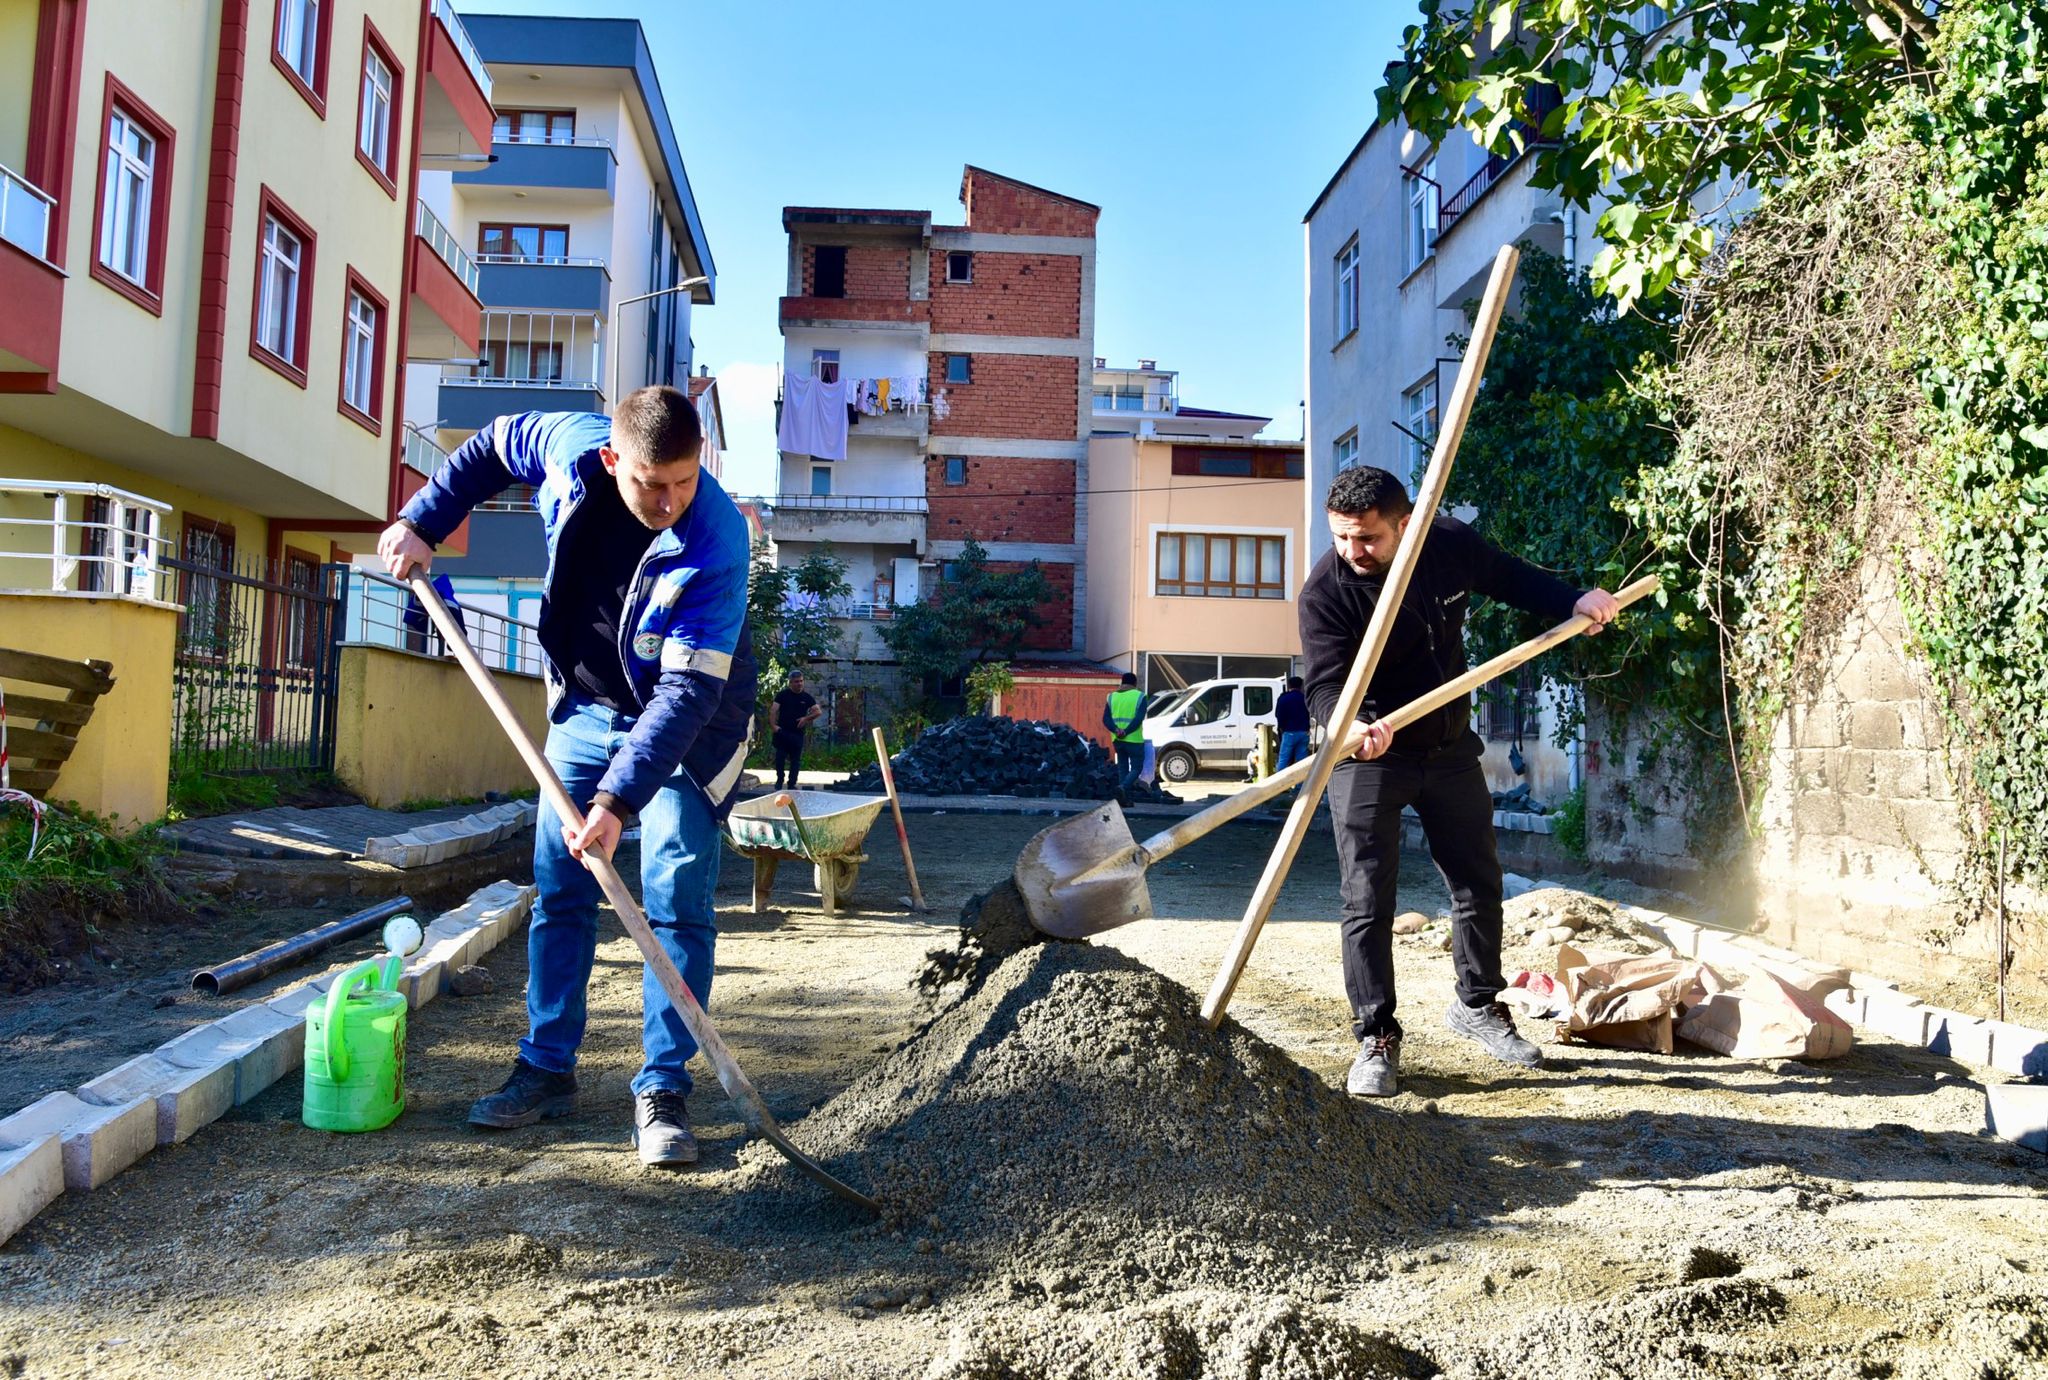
[{"xmin": 1299, "ymin": 515, "xmax": 1583, "ymax": 755}]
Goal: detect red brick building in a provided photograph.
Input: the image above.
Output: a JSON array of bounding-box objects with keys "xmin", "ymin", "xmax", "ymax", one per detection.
[{"xmin": 773, "ymin": 167, "xmax": 1098, "ymax": 669}]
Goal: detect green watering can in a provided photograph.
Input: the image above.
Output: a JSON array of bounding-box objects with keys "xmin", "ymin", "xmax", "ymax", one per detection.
[{"xmin": 302, "ymin": 914, "xmax": 419, "ymax": 1132}]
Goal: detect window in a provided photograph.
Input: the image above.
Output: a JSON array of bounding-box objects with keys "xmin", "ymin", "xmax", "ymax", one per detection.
[
  {"xmin": 1243, "ymin": 684, "xmax": 1275, "ymax": 717},
  {"xmin": 251, "ymin": 190, "xmax": 315, "ymax": 384},
  {"xmin": 1481, "ymin": 666, "xmax": 1541, "ymax": 740},
  {"xmin": 1402, "ymin": 376, "xmax": 1439, "ymax": 482},
  {"xmin": 1631, "ymin": 3, "xmax": 1671, "ymax": 35},
  {"xmin": 339, "ymin": 271, "xmax": 386, "ymax": 431},
  {"xmin": 1155, "ymin": 531, "xmax": 1287, "ymax": 600},
  {"xmin": 91, "ymin": 79, "xmax": 175, "ymax": 313},
  {"xmin": 1175, "ymin": 685, "xmax": 1235, "ymax": 727},
  {"xmin": 812, "ymin": 245, "xmax": 846, "ymax": 298},
  {"xmin": 478, "ymin": 223, "xmax": 569, "ymax": 261},
  {"xmin": 273, "ymin": 0, "xmax": 330, "ymax": 112},
  {"xmin": 809, "ymin": 348, "xmax": 840, "ymax": 383},
  {"xmin": 1333, "ymin": 428, "xmax": 1359, "ymax": 472},
  {"xmin": 810, "ymin": 465, "xmax": 832, "ymax": 496},
  {"xmin": 180, "ymin": 518, "xmax": 236, "ymax": 657},
  {"xmin": 945, "ymin": 354, "xmax": 971, "ymax": 384},
  {"xmin": 946, "ymin": 251, "xmax": 973, "ymax": 283},
  {"xmin": 483, "ymin": 340, "xmax": 563, "ymax": 382},
  {"xmin": 1404, "ymin": 155, "xmax": 1439, "ymax": 272},
  {"xmin": 1172, "ymin": 448, "xmax": 1305, "ymax": 479},
  {"xmin": 492, "ymin": 109, "xmax": 575, "ymax": 144},
  {"xmin": 79, "ymin": 497, "xmax": 152, "ymax": 595},
  {"xmin": 943, "ymin": 456, "xmax": 967, "ymax": 486},
  {"xmin": 282, "ymin": 551, "xmax": 322, "ymax": 669},
  {"xmin": 354, "ymin": 21, "xmax": 401, "ymax": 194},
  {"xmin": 1335, "ymin": 238, "xmax": 1360, "ymax": 340}
]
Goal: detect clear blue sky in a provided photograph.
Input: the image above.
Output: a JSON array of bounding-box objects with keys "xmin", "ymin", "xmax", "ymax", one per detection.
[{"xmin": 470, "ymin": 1, "xmax": 1412, "ymax": 495}]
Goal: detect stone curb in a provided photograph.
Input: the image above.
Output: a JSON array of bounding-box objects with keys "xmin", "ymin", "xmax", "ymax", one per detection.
[
  {"xmin": 1513, "ymin": 874, "xmax": 2048, "ymax": 1153},
  {"xmin": 0, "ymin": 880, "xmax": 537, "ymax": 1246},
  {"xmin": 364, "ymin": 801, "xmax": 538, "ymax": 869},
  {"xmin": 165, "ymin": 836, "xmax": 532, "ymax": 904}
]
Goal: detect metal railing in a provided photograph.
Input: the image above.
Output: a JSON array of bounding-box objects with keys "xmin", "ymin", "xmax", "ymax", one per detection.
[
  {"xmin": 444, "ymin": 309, "xmax": 604, "ymax": 393},
  {"xmin": 763, "ymin": 493, "xmax": 929, "ymax": 514},
  {"xmin": 168, "ymin": 556, "xmax": 343, "ymax": 776},
  {"xmin": 1094, "ymin": 393, "xmax": 1177, "ymax": 413},
  {"xmin": 402, "ymin": 426, "xmax": 450, "ymax": 479},
  {"xmin": 493, "ymin": 133, "xmax": 614, "ymax": 152},
  {"xmin": 415, "ymin": 198, "xmax": 480, "ymax": 296},
  {"xmin": 340, "ymin": 568, "xmax": 544, "ymax": 677},
  {"xmin": 475, "ymin": 253, "xmax": 609, "ymax": 271},
  {"xmin": 0, "ymin": 162, "xmax": 56, "ymax": 265},
  {"xmin": 1437, "ymin": 91, "xmax": 1565, "ymax": 233},
  {"xmin": 429, "ymin": 0, "xmax": 493, "ymax": 101},
  {"xmin": 0, "ymin": 479, "xmax": 174, "ymax": 600}
]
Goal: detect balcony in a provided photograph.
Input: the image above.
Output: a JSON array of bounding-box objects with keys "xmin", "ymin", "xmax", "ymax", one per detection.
[
  {"xmin": 762, "ymin": 493, "xmax": 928, "ymax": 553},
  {"xmin": 476, "ymin": 255, "xmax": 612, "ymax": 315},
  {"xmin": 455, "ymin": 136, "xmax": 616, "ymax": 203},
  {"xmin": 408, "ymin": 200, "xmax": 483, "ymax": 357},
  {"xmin": 779, "ymin": 296, "xmax": 929, "ymax": 330},
  {"xmin": 0, "ymin": 162, "xmax": 63, "ymax": 382},
  {"xmin": 421, "ymin": 0, "xmax": 494, "ymax": 158},
  {"xmin": 439, "ymin": 310, "xmax": 606, "ymax": 432},
  {"xmin": 0, "ymin": 479, "xmax": 175, "ymax": 601}
]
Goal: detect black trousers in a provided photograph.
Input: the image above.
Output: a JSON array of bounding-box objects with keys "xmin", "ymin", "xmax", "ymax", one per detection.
[
  {"xmin": 1326, "ymin": 730, "xmax": 1504, "ymax": 1040},
  {"xmin": 772, "ymin": 732, "xmax": 805, "ymax": 788}
]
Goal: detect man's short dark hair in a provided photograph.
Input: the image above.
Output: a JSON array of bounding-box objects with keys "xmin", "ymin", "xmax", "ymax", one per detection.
[
  {"xmin": 1119, "ymin": 672, "xmax": 1138, "ymax": 686},
  {"xmin": 1325, "ymin": 466, "xmax": 1413, "ymax": 520},
  {"xmin": 612, "ymin": 385, "xmax": 703, "ymax": 465},
  {"xmin": 1286, "ymin": 675, "xmax": 1303, "ymax": 690}
]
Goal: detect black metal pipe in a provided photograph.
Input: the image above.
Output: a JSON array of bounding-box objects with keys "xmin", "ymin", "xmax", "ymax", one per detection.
[{"xmin": 192, "ymin": 895, "xmax": 415, "ymax": 996}]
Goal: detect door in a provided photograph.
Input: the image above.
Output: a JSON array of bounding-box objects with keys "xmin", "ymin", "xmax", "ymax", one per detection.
[{"xmin": 1173, "ymin": 684, "xmax": 1239, "ymax": 761}]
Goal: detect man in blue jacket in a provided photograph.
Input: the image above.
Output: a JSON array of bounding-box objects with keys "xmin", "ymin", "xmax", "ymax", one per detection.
[{"xmin": 376, "ymin": 387, "xmax": 757, "ymax": 1168}]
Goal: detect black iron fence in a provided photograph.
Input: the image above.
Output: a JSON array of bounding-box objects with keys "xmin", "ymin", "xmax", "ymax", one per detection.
[{"xmin": 167, "ymin": 555, "xmax": 344, "ymax": 776}]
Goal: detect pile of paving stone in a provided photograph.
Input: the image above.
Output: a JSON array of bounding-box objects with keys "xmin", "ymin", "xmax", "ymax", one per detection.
[
  {"xmin": 1489, "ymin": 782, "xmax": 1551, "ymax": 814},
  {"xmin": 832, "ymin": 715, "xmax": 1178, "ymax": 803}
]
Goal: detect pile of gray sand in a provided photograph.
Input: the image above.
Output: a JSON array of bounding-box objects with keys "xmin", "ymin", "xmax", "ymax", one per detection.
[{"xmin": 740, "ymin": 905, "xmax": 1459, "ymax": 1302}]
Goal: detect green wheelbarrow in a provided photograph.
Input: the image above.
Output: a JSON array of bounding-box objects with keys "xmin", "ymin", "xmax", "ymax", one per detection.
[{"xmin": 725, "ymin": 790, "xmax": 886, "ymax": 916}]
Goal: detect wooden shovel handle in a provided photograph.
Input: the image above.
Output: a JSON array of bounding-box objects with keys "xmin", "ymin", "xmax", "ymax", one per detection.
[
  {"xmin": 1199, "ymin": 244, "xmax": 1521, "ymax": 1031},
  {"xmin": 871, "ymin": 727, "xmax": 926, "ymax": 910},
  {"xmin": 1137, "ymin": 574, "xmax": 1660, "ymax": 866}
]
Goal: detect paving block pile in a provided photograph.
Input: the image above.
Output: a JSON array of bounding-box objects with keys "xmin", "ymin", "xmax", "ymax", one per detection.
[{"xmin": 832, "ymin": 715, "xmax": 1179, "ymax": 803}]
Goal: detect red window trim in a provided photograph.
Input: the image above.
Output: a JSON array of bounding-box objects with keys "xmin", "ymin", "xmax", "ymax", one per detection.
[
  {"xmin": 88, "ymin": 73, "xmax": 176, "ymax": 316},
  {"xmin": 352, "ymin": 15, "xmax": 402, "ymax": 198},
  {"xmin": 337, "ymin": 266, "xmax": 388, "ymax": 435},
  {"xmin": 249, "ymin": 185, "xmax": 317, "ymax": 387},
  {"xmin": 270, "ymin": 0, "xmax": 331, "ymax": 117}
]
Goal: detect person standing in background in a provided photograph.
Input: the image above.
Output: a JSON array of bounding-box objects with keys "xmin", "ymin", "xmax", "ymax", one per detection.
[
  {"xmin": 771, "ymin": 671, "xmax": 821, "ymax": 789},
  {"xmin": 1274, "ymin": 675, "xmax": 1312, "ymax": 772},
  {"xmin": 1103, "ymin": 672, "xmax": 1152, "ymax": 806}
]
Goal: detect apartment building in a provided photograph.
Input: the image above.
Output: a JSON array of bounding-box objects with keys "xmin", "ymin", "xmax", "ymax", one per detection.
[
  {"xmin": 0, "ymin": 0, "xmax": 492, "ymax": 592},
  {"xmin": 1085, "ymin": 360, "xmax": 1303, "ymax": 692},
  {"xmin": 771, "ymin": 167, "xmax": 1097, "ymax": 669},
  {"xmin": 401, "ymin": 12, "xmax": 715, "ymax": 637}
]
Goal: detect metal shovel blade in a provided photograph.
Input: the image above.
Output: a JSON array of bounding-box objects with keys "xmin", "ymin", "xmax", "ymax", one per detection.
[{"xmin": 1016, "ymin": 803, "xmax": 1157, "ymax": 939}]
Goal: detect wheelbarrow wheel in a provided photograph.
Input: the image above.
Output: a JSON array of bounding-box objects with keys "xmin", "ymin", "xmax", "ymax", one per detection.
[{"xmin": 813, "ymin": 858, "xmax": 860, "ymax": 914}]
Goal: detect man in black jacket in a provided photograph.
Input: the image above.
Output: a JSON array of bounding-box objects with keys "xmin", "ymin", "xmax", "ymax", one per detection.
[{"xmin": 1303, "ymin": 466, "xmax": 1617, "ymax": 1097}]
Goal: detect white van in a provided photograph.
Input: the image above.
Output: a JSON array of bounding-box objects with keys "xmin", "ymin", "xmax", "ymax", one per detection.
[{"xmin": 1141, "ymin": 677, "xmax": 1285, "ymax": 783}]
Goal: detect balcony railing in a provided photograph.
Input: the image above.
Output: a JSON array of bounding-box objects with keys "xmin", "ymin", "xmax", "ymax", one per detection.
[
  {"xmin": 475, "ymin": 253, "xmax": 609, "ymax": 270},
  {"xmin": 429, "ymin": 0, "xmax": 493, "ymax": 101},
  {"xmin": 0, "ymin": 162, "xmax": 56, "ymax": 265},
  {"xmin": 0, "ymin": 479, "xmax": 174, "ymax": 601},
  {"xmin": 415, "ymin": 199, "xmax": 480, "ymax": 296},
  {"xmin": 1436, "ymin": 93, "xmax": 1564, "ymax": 234},
  {"xmin": 341, "ymin": 568, "xmax": 542, "ymax": 677},
  {"xmin": 492, "ymin": 133, "xmax": 615, "ymax": 151},
  {"xmin": 1093, "ymin": 393, "xmax": 1177, "ymax": 414},
  {"xmin": 762, "ymin": 494, "xmax": 929, "ymax": 514},
  {"xmin": 402, "ymin": 426, "xmax": 450, "ymax": 479},
  {"xmin": 443, "ymin": 309, "xmax": 604, "ymax": 391}
]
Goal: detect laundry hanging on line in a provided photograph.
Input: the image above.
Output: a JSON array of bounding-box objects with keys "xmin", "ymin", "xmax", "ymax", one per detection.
[{"xmin": 777, "ymin": 369, "xmax": 856, "ymax": 460}]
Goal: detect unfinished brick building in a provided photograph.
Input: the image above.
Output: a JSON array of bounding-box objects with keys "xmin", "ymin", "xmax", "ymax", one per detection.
[{"xmin": 773, "ymin": 167, "xmax": 1098, "ymax": 673}]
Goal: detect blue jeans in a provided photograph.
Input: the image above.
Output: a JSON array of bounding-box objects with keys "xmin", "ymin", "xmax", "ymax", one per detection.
[
  {"xmin": 1114, "ymin": 741, "xmax": 1145, "ymax": 791},
  {"xmin": 1276, "ymin": 731, "xmax": 1312, "ymax": 772},
  {"xmin": 524, "ymin": 699, "xmax": 721, "ymax": 1098}
]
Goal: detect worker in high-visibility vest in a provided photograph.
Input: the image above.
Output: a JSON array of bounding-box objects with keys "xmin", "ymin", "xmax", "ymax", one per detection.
[{"xmin": 1101, "ymin": 672, "xmax": 1152, "ymax": 805}]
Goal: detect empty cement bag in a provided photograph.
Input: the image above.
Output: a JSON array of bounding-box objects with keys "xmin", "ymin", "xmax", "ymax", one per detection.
[
  {"xmin": 1678, "ymin": 966, "xmax": 1853, "ymax": 1061},
  {"xmin": 1555, "ymin": 943, "xmax": 1701, "ymax": 1055}
]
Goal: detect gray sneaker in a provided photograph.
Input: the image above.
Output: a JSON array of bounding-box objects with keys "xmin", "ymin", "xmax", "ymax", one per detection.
[
  {"xmin": 1445, "ymin": 1000, "xmax": 1543, "ymax": 1068},
  {"xmin": 631, "ymin": 1088, "xmax": 699, "ymax": 1167},
  {"xmin": 1345, "ymin": 1033, "xmax": 1401, "ymax": 1097}
]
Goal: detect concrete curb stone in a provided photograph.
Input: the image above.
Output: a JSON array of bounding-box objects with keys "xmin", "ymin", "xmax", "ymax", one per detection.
[
  {"xmin": 1986, "ymin": 1082, "xmax": 2048, "ymax": 1155},
  {"xmin": 0, "ymin": 1136, "xmax": 62, "ymax": 1245},
  {"xmin": 77, "ymin": 1053, "xmax": 236, "ymax": 1147},
  {"xmin": 0, "ymin": 1091, "xmax": 156, "ymax": 1191}
]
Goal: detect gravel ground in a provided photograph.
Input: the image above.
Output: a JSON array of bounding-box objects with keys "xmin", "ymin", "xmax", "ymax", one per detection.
[{"xmin": 1, "ymin": 812, "xmax": 2043, "ymax": 1378}]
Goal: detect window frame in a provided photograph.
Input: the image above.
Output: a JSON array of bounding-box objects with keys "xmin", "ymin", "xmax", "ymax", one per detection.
[
  {"xmin": 1333, "ymin": 428, "xmax": 1360, "ymax": 472},
  {"xmin": 945, "ymin": 353, "xmax": 971, "ymax": 385},
  {"xmin": 337, "ymin": 267, "xmax": 388, "ymax": 434},
  {"xmin": 492, "ymin": 108, "xmax": 576, "ymax": 144},
  {"xmin": 1334, "ymin": 237, "xmax": 1360, "ymax": 342},
  {"xmin": 352, "ymin": 17, "xmax": 403, "ymax": 197},
  {"xmin": 809, "ymin": 348, "xmax": 840, "ymax": 383},
  {"xmin": 179, "ymin": 516, "xmax": 239, "ymax": 661},
  {"xmin": 1151, "ymin": 527, "xmax": 1291, "ymax": 601},
  {"xmin": 89, "ymin": 75, "xmax": 176, "ymax": 315},
  {"xmin": 271, "ymin": 0, "xmax": 332, "ymax": 117},
  {"xmin": 809, "ymin": 465, "xmax": 833, "ymax": 497},
  {"xmin": 249, "ymin": 187, "xmax": 317, "ymax": 387},
  {"xmin": 477, "ymin": 222, "xmax": 571, "ymax": 262},
  {"xmin": 812, "ymin": 244, "xmax": 847, "ymax": 298},
  {"xmin": 942, "ymin": 455, "xmax": 967, "ymax": 486},
  {"xmin": 946, "ymin": 250, "xmax": 974, "ymax": 284},
  {"xmin": 1401, "ymin": 375, "xmax": 1439, "ymax": 481},
  {"xmin": 1403, "ymin": 155, "xmax": 1439, "ymax": 274}
]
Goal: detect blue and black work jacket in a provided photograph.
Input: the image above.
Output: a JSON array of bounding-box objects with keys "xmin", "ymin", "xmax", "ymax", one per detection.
[{"xmin": 400, "ymin": 411, "xmax": 758, "ymax": 820}]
